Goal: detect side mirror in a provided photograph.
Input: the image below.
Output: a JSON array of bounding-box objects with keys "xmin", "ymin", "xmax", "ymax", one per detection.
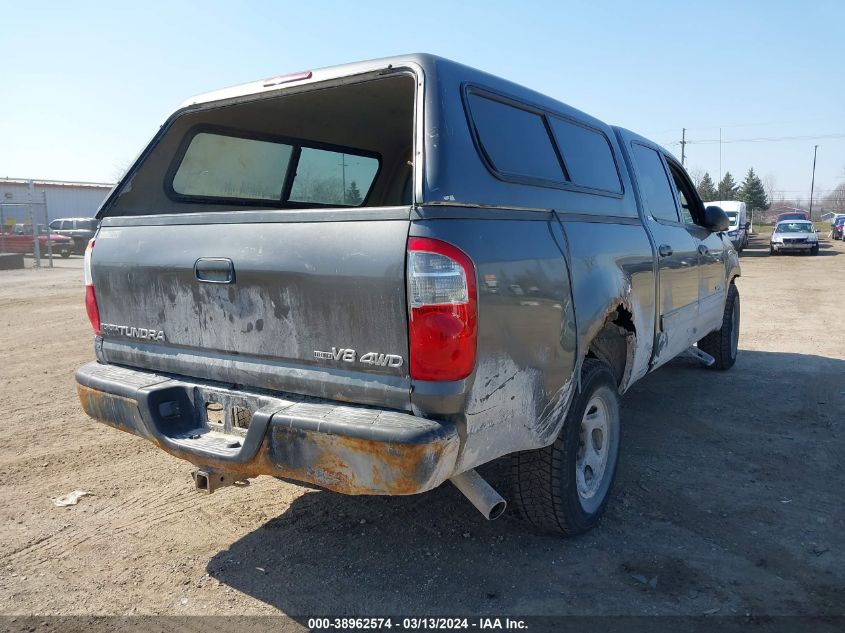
[{"xmin": 703, "ymin": 205, "xmax": 730, "ymax": 232}]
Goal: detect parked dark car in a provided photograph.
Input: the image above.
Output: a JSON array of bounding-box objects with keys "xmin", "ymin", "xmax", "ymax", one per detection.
[
  {"xmin": 0, "ymin": 224, "xmax": 73, "ymax": 257},
  {"xmin": 831, "ymin": 216, "xmax": 845, "ymax": 240},
  {"xmin": 48, "ymin": 217, "xmax": 99, "ymax": 254},
  {"xmin": 75, "ymin": 54, "xmax": 740, "ymax": 535}
]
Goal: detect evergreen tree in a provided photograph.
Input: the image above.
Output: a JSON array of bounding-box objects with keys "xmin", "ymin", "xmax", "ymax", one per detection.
[
  {"xmin": 696, "ymin": 172, "xmax": 717, "ymax": 202},
  {"xmin": 737, "ymin": 167, "xmax": 769, "ymax": 211},
  {"xmin": 716, "ymin": 172, "xmax": 738, "ymax": 200},
  {"xmin": 344, "ymin": 181, "xmax": 362, "ymax": 205}
]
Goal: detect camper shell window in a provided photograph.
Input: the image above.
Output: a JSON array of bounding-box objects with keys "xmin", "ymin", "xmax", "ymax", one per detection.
[
  {"xmin": 101, "ymin": 73, "xmax": 415, "ymax": 216},
  {"xmin": 464, "ymin": 86, "xmax": 624, "ymax": 199},
  {"xmin": 168, "ymin": 127, "xmax": 381, "ymax": 207}
]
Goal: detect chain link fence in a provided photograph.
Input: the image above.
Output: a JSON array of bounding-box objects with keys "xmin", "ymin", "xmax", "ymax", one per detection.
[{"xmin": 0, "ymin": 183, "xmax": 57, "ymax": 268}]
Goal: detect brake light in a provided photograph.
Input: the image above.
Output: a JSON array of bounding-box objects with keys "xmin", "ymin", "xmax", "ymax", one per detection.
[
  {"xmin": 407, "ymin": 237, "xmax": 477, "ymax": 381},
  {"xmin": 262, "ymin": 70, "xmax": 312, "ymax": 87},
  {"xmin": 83, "ymin": 239, "xmax": 100, "ymax": 334}
]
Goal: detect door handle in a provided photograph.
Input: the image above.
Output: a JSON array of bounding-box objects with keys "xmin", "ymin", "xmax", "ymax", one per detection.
[
  {"xmin": 658, "ymin": 244, "xmax": 673, "ymax": 258},
  {"xmin": 194, "ymin": 257, "xmax": 235, "ymax": 284},
  {"xmin": 697, "ymin": 244, "xmax": 710, "ymax": 256}
]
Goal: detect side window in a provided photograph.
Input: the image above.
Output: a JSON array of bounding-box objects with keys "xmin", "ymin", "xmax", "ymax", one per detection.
[
  {"xmin": 630, "ymin": 144, "xmax": 679, "ymax": 223},
  {"xmin": 667, "ymin": 161, "xmax": 703, "ymax": 226},
  {"xmin": 49, "ymin": 220, "xmax": 61, "ymax": 230},
  {"xmin": 467, "ymin": 92, "xmax": 564, "ymax": 183},
  {"xmin": 288, "ymin": 147, "xmax": 379, "ymax": 206},
  {"xmin": 548, "ymin": 118, "xmax": 622, "ymax": 193}
]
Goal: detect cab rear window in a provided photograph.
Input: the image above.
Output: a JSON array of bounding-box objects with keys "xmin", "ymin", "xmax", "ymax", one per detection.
[{"xmin": 169, "ymin": 128, "xmax": 380, "ymax": 207}]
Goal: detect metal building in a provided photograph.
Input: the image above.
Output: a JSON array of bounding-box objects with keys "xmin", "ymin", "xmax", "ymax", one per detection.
[{"xmin": 0, "ymin": 178, "xmax": 114, "ymax": 226}]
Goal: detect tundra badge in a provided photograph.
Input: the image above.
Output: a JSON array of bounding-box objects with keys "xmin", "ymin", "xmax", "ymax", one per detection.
[
  {"xmin": 101, "ymin": 323, "xmax": 166, "ymax": 342},
  {"xmin": 314, "ymin": 347, "xmax": 403, "ymax": 368}
]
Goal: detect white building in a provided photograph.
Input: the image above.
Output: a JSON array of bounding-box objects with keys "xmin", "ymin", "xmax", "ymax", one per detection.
[{"xmin": 0, "ymin": 178, "xmax": 114, "ymax": 226}]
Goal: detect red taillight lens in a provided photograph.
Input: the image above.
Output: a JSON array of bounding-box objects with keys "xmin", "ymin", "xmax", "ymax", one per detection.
[
  {"xmin": 83, "ymin": 239, "xmax": 100, "ymax": 334},
  {"xmin": 407, "ymin": 237, "xmax": 477, "ymax": 381},
  {"xmin": 85, "ymin": 284, "xmax": 100, "ymax": 334}
]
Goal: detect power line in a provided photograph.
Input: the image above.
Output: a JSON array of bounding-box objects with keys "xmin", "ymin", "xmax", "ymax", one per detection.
[{"xmin": 687, "ymin": 132, "xmax": 845, "ymax": 145}]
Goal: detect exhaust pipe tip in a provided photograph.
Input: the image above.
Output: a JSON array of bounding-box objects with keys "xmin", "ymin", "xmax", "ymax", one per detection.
[
  {"xmin": 450, "ymin": 469, "xmax": 507, "ymax": 521},
  {"xmin": 487, "ymin": 499, "xmax": 507, "ymax": 521}
]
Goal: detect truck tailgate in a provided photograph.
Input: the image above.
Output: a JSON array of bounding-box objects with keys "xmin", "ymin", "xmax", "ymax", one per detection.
[{"xmin": 91, "ymin": 217, "xmax": 411, "ymax": 410}]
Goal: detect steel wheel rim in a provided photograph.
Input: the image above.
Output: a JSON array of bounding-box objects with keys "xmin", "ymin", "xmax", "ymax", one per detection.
[
  {"xmin": 730, "ymin": 299, "xmax": 739, "ymax": 358},
  {"xmin": 576, "ymin": 395, "xmax": 611, "ymax": 502}
]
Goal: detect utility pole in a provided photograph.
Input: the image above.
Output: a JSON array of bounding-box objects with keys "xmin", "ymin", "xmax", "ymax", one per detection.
[
  {"xmin": 718, "ymin": 128, "xmax": 722, "ymax": 189},
  {"xmin": 339, "ymin": 153, "xmax": 349, "ymax": 203},
  {"xmin": 680, "ymin": 128, "xmax": 686, "ymax": 166},
  {"xmin": 808, "ymin": 145, "xmax": 818, "ymax": 220}
]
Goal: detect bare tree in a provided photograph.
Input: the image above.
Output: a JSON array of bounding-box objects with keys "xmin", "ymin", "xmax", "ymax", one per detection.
[
  {"xmin": 822, "ymin": 182, "xmax": 845, "ymax": 213},
  {"xmin": 762, "ymin": 173, "xmax": 779, "ymax": 206},
  {"xmin": 687, "ymin": 166, "xmax": 704, "ymax": 187},
  {"xmin": 110, "ymin": 161, "xmax": 132, "ymax": 183}
]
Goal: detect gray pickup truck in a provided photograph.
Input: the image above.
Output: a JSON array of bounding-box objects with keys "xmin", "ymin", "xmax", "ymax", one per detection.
[{"xmin": 76, "ymin": 54, "xmax": 740, "ymax": 535}]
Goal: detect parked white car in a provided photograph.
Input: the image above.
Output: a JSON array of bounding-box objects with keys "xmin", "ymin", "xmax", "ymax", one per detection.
[{"xmin": 770, "ymin": 220, "xmax": 819, "ymax": 255}]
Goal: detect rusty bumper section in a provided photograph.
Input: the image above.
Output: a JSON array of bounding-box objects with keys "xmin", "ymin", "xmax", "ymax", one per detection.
[{"xmin": 75, "ymin": 362, "xmax": 459, "ymax": 495}]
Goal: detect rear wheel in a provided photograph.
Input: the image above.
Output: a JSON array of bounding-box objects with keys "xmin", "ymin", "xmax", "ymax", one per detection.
[
  {"xmin": 697, "ymin": 283, "xmax": 739, "ymax": 370},
  {"xmin": 511, "ymin": 359, "xmax": 620, "ymax": 536}
]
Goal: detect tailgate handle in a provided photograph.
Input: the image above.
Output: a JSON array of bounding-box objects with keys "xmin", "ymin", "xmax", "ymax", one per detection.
[{"xmin": 194, "ymin": 258, "xmax": 235, "ymax": 284}]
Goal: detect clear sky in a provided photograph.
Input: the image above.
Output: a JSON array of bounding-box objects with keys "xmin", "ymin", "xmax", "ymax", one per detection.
[{"xmin": 2, "ymin": 0, "xmax": 843, "ymax": 204}]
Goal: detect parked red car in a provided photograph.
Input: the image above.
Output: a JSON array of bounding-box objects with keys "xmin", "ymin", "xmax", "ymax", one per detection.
[
  {"xmin": 0, "ymin": 225, "xmax": 73, "ymax": 257},
  {"xmin": 776, "ymin": 211, "xmax": 809, "ymax": 222}
]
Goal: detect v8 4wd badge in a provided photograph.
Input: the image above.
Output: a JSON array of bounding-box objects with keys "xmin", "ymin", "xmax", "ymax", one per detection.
[{"xmin": 314, "ymin": 347, "xmax": 403, "ymax": 368}]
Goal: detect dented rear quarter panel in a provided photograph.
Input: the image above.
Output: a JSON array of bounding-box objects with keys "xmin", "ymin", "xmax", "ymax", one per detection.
[{"xmin": 408, "ymin": 212, "xmax": 578, "ymax": 472}]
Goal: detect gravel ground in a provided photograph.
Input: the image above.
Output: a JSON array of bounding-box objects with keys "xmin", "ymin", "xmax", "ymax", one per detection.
[{"xmin": 0, "ymin": 234, "xmax": 842, "ymax": 621}]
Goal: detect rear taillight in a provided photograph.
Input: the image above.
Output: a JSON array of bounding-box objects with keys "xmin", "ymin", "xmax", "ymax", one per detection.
[
  {"xmin": 83, "ymin": 239, "xmax": 100, "ymax": 334},
  {"xmin": 407, "ymin": 237, "xmax": 477, "ymax": 381}
]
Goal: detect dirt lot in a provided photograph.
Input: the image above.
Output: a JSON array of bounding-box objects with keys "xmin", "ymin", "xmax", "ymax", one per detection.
[{"xmin": 0, "ymin": 235, "xmax": 842, "ymax": 620}]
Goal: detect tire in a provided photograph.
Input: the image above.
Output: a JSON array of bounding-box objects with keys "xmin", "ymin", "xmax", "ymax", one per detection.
[
  {"xmin": 61, "ymin": 250, "xmax": 70, "ymax": 259},
  {"xmin": 511, "ymin": 358, "xmax": 621, "ymax": 536},
  {"xmin": 769, "ymin": 246, "xmax": 775, "ymax": 255},
  {"xmin": 811, "ymin": 245, "xmax": 819, "ymax": 256},
  {"xmin": 697, "ymin": 283, "xmax": 739, "ymax": 370}
]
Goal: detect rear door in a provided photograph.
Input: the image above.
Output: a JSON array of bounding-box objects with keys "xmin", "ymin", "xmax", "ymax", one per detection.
[{"xmin": 626, "ymin": 141, "xmax": 700, "ymax": 367}]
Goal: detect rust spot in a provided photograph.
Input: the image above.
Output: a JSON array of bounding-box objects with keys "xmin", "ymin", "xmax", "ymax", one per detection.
[
  {"xmin": 267, "ymin": 428, "xmax": 455, "ymax": 496},
  {"xmin": 77, "ymin": 384, "xmax": 457, "ymax": 497}
]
